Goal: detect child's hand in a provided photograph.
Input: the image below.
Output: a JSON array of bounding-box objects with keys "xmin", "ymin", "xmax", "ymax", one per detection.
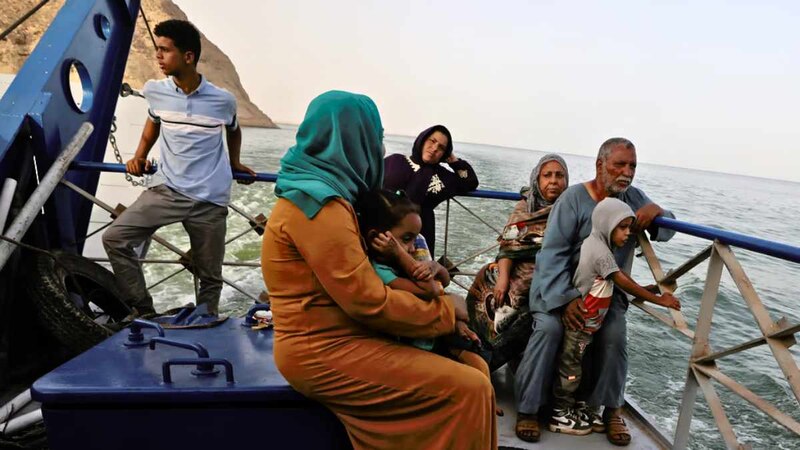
[
  {"xmin": 411, "ymin": 261, "xmax": 434, "ymax": 281},
  {"xmin": 370, "ymin": 232, "xmax": 399, "ymax": 259},
  {"xmin": 655, "ymin": 292, "xmax": 681, "ymax": 310},
  {"xmin": 455, "ymin": 320, "xmax": 481, "ymax": 345}
]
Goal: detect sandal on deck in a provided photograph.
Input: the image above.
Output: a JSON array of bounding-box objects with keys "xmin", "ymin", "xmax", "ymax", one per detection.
[
  {"xmin": 606, "ymin": 416, "xmax": 631, "ymax": 446},
  {"xmin": 515, "ymin": 413, "xmax": 540, "ymax": 442}
]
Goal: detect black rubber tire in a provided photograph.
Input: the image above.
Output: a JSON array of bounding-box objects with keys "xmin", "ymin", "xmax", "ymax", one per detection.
[{"xmin": 27, "ymin": 252, "xmax": 131, "ymax": 355}]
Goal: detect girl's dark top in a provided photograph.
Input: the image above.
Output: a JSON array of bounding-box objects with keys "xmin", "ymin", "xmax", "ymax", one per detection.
[{"xmin": 383, "ymin": 125, "xmax": 479, "ymax": 256}]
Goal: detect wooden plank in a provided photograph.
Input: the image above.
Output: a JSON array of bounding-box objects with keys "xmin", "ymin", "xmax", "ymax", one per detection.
[
  {"xmin": 694, "ymin": 364, "xmax": 800, "ymax": 435},
  {"xmin": 673, "ymin": 368, "xmax": 700, "ymax": 450},
  {"xmin": 692, "ymin": 245, "xmax": 724, "ymax": 359},
  {"xmin": 695, "ymin": 323, "xmax": 799, "ymax": 364},
  {"xmin": 715, "ymin": 243, "xmax": 800, "ymax": 405},
  {"xmin": 637, "ymin": 234, "xmax": 691, "ymax": 334},
  {"xmin": 661, "ymin": 245, "xmax": 712, "ymax": 285},
  {"xmin": 631, "ymin": 300, "xmax": 695, "ymax": 339},
  {"xmin": 693, "ymin": 366, "xmax": 744, "ymax": 449}
]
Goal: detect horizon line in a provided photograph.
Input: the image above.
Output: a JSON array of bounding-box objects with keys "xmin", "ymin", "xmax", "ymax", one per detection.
[{"xmin": 264, "ymin": 122, "xmax": 800, "ymax": 185}]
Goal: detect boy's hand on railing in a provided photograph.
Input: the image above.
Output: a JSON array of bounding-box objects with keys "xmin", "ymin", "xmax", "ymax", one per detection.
[
  {"xmin": 655, "ymin": 292, "xmax": 681, "ymax": 310},
  {"xmin": 125, "ymin": 157, "xmax": 150, "ymax": 176},
  {"xmin": 232, "ymin": 161, "xmax": 257, "ymax": 185}
]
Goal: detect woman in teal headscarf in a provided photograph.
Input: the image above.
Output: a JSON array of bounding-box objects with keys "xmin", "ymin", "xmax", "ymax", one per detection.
[{"xmin": 262, "ymin": 91, "xmax": 497, "ymax": 450}]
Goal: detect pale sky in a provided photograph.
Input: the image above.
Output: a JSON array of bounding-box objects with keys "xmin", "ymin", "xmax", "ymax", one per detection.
[{"xmin": 175, "ymin": 0, "xmax": 800, "ymax": 182}]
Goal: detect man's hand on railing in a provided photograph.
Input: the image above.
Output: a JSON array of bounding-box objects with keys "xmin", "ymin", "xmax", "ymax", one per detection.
[{"xmin": 633, "ymin": 203, "xmax": 664, "ymax": 232}]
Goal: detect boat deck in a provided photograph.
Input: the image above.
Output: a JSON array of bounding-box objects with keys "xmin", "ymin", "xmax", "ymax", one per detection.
[{"xmin": 492, "ymin": 365, "xmax": 670, "ymax": 449}]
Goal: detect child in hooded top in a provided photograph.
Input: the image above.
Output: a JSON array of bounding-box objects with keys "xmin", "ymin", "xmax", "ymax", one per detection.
[
  {"xmin": 549, "ymin": 197, "xmax": 681, "ymax": 436},
  {"xmin": 357, "ymin": 188, "xmax": 503, "ymax": 415}
]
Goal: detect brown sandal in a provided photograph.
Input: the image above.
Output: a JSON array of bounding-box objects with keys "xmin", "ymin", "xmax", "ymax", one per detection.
[
  {"xmin": 606, "ymin": 416, "xmax": 631, "ymax": 446},
  {"xmin": 515, "ymin": 413, "xmax": 540, "ymax": 442}
]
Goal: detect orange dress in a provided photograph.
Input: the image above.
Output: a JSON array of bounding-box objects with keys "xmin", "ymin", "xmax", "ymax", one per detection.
[{"xmin": 262, "ymin": 198, "xmax": 497, "ymax": 450}]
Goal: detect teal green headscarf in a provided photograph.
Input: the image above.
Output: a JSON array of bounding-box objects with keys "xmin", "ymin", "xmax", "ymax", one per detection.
[{"xmin": 275, "ymin": 91, "xmax": 385, "ymax": 218}]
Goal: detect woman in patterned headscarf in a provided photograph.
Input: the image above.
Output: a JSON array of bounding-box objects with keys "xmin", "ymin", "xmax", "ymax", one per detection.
[
  {"xmin": 383, "ymin": 125, "xmax": 479, "ymax": 257},
  {"xmin": 262, "ymin": 92, "xmax": 496, "ymax": 450},
  {"xmin": 466, "ymin": 154, "xmax": 569, "ymax": 371}
]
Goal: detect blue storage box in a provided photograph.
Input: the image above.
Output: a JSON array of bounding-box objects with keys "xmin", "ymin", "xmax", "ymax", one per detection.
[{"xmin": 31, "ymin": 319, "xmax": 351, "ymax": 449}]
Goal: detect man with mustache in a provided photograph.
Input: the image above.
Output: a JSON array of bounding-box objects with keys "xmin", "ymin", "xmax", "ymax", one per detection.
[{"xmin": 513, "ymin": 138, "xmax": 675, "ymax": 446}]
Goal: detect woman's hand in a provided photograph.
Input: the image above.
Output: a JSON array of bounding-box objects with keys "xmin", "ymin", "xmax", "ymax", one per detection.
[
  {"xmin": 445, "ymin": 153, "xmax": 459, "ymax": 164},
  {"xmin": 446, "ymin": 293, "xmax": 470, "ymax": 322},
  {"xmin": 493, "ymin": 275, "xmax": 510, "ymax": 308},
  {"xmin": 456, "ymin": 320, "xmax": 481, "ymax": 345},
  {"xmin": 370, "ymin": 232, "xmax": 399, "ymax": 260}
]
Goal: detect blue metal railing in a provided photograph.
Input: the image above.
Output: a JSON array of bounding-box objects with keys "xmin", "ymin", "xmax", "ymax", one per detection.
[
  {"xmin": 653, "ymin": 216, "xmax": 800, "ymax": 265},
  {"xmin": 70, "ymin": 161, "xmax": 800, "ymax": 265}
]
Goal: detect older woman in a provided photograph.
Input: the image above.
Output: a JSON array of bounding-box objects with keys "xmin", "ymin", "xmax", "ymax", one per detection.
[
  {"xmin": 262, "ymin": 91, "xmax": 496, "ymax": 450},
  {"xmin": 466, "ymin": 154, "xmax": 569, "ymax": 372},
  {"xmin": 383, "ymin": 125, "xmax": 479, "ymax": 256}
]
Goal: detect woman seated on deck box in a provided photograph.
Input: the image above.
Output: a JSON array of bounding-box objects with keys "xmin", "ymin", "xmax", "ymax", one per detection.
[{"xmin": 261, "ymin": 90, "xmax": 497, "ymax": 450}]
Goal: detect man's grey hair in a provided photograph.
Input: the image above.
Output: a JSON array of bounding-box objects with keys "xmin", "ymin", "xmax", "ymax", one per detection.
[{"xmin": 597, "ymin": 138, "xmax": 635, "ymax": 162}]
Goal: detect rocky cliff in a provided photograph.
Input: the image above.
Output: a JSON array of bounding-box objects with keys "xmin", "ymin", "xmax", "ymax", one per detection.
[{"xmin": 0, "ymin": 0, "xmax": 276, "ymax": 127}]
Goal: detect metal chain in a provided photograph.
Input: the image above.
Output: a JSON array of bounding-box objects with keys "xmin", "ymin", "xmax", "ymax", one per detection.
[{"xmin": 109, "ymin": 115, "xmax": 147, "ymax": 187}]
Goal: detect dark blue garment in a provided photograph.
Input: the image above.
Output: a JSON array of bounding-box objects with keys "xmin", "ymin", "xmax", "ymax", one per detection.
[{"xmin": 383, "ymin": 154, "xmax": 478, "ymax": 256}]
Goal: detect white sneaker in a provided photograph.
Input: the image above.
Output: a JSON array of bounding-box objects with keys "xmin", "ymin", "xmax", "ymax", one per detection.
[
  {"xmin": 548, "ymin": 407, "xmax": 592, "ymax": 436},
  {"xmin": 575, "ymin": 401, "xmax": 605, "ymax": 433}
]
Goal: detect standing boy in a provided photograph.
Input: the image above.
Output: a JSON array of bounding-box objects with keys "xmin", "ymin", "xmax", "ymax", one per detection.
[{"xmin": 103, "ymin": 20, "xmax": 255, "ymax": 316}]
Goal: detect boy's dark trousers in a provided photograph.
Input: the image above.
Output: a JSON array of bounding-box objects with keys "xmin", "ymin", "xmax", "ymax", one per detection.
[{"xmin": 552, "ymin": 328, "xmax": 594, "ymax": 410}]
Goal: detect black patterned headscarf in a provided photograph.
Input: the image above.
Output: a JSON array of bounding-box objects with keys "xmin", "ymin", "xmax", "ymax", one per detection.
[
  {"xmin": 524, "ymin": 153, "xmax": 569, "ymax": 213},
  {"xmin": 410, "ymin": 125, "xmax": 454, "ymax": 165}
]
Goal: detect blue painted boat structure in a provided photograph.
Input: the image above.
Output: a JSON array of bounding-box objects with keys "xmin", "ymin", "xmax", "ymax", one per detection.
[
  {"xmin": 2, "ymin": 1, "xmax": 799, "ymax": 449},
  {"xmin": 31, "ymin": 317, "xmax": 351, "ymax": 450},
  {"xmin": 0, "ymin": 0, "xmax": 139, "ymax": 254}
]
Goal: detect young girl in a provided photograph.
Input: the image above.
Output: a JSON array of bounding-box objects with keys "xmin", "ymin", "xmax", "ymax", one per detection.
[
  {"xmin": 550, "ymin": 197, "xmax": 681, "ymax": 436},
  {"xmin": 357, "ymin": 189, "xmax": 502, "ymax": 414}
]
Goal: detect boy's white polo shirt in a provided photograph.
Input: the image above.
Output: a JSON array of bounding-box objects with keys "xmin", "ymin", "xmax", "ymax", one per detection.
[{"xmin": 144, "ymin": 75, "xmax": 238, "ymax": 206}]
